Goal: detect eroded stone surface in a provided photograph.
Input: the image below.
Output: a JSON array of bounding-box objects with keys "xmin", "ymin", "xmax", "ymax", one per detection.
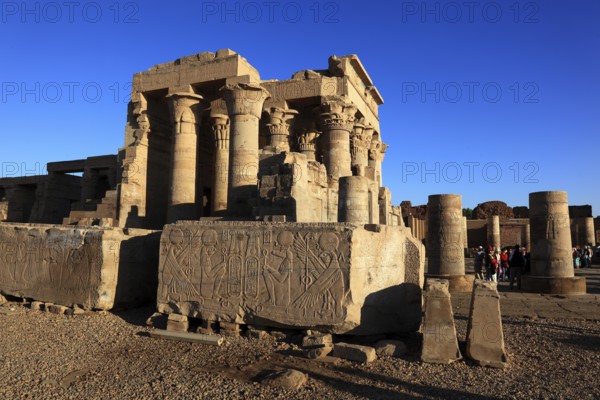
[
  {"xmin": 0, "ymin": 223, "xmax": 160, "ymax": 310},
  {"xmin": 374, "ymin": 340, "xmax": 407, "ymax": 357},
  {"xmin": 466, "ymin": 280, "xmax": 508, "ymax": 368},
  {"xmin": 331, "ymin": 343, "xmax": 377, "ymax": 363},
  {"xmin": 260, "ymin": 369, "xmax": 308, "ymax": 390},
  {"xmin": 157, "ymin": 221, "xmax": 425, "ymax": 335},
  {"xmin": 421, "ymin": 279, "xmax": 462, "ymax": 364}
]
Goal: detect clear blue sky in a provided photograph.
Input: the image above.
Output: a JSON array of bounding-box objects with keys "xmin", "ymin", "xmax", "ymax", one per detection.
[{"xmin": 1, "ymin": 0, "xmax": 598, "ymax": 215}]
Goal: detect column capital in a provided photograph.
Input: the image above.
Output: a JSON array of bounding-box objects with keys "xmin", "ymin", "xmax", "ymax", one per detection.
[
  {"xmin": 316, "ymin": 97, "xmax": 357, "ymax": 132},
  {"xmin": 297, "ymin": 129, "xmax": 321, "ymax": 152},
  {"xmin": 210, "ymin": 114, "xmax": 230, "ymax": 149},
  {"xmin": 266, "ymin": 106, "xmax": 298, "ymax": 135},
  {"xmin": 351, "ymin": 120, "xmax": 374, "ymax": 152},
  {"xmin": 369, "ymin": 139, "xmax": 388, "ymax": 161},
  {"xmin": 221, "ymin": 83, "xmax": 270, "ymax": 118},
  {"xmin": 166, "ymin": 92, "xmax": 205, "ymax": 126}
]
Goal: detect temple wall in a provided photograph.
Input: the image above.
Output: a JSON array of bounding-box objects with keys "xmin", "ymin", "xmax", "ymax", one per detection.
[
  {"xmin": 0, "ymin": 223, "xmax": 160, "ymax": 309},
  {"xmin": 157, "ymin": 221, "xmax": 425, "ymax": 334}
]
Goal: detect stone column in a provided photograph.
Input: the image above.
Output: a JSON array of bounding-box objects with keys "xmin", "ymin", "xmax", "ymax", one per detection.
[
  {"xmin": 221, "ymin": 83, "xmax": 270, "ymax": 216},
  {"xmin": 317, "ymin": 97, "xmax": 356, "ymax": 181},
  {"xmin": 523, "ymin": 191, "xmax": 586, "ymax": 294},
  {"xmin": 210, "ymin": 114, "xmax": 230, "ymax": 215},
  {"xmin": 350, "ymin": 120, "xmax": 373, "ymax": 176},
  {"xmin": 524, "ymin": 223, "xmax": 531, "ymax": 250},
  {"xmin": 571, "ymin": 217, "xmax": 596, "ymax": 247},
  {"xmin": 487, "ymin": 215, "xmax": 501, "ymax": 249},
  {"xmin": 166, "ymin": 92, "xmax": 205, "ymax": 223},
  {"xmin": 462, "ymin": 216, "xmax": 469, "ymax": 256},
  {"xmin": 426, "ymin": 194, "xmax": 473, "ymax": 292},
  {"xmin": 266, "ymin": 107, "xmax": 298, "ymax": 153},
  {"xmin": 369, "ymin": 138, "xmax": 388, "ymax": 187},
  {"xmin": 297, "ymin": 129, "xmax": 320, "ymax": 160},
  {"xmin": 338, "ymin": 176, "xmax": 370, "ymax": 224}
]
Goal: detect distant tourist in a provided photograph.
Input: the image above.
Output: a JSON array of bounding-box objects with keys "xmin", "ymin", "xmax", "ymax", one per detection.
[
  {"xmin": 573, "ymin": 248, "xmax": 581, "ymax": 269},
  {"xmin": 474, "ymin": 246, "xmax": 485, "ymax": 279},
  {"xmin": 485, "ymin": 246, "xmax": 498, "ymax": 282},
  {"xmin": 509, "ymin": 244, "xmax": 525, "ymax": 290},
  {"xmin": 500, "ymin": 249, "xmax": 510, "ymax": 282}
]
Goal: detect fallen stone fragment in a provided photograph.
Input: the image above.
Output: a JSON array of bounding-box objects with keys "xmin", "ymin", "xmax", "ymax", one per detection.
[
  {"xmin": 421, "ymin": 279, "xmax": 462, "ymax": 364},
  {"xmin": 302, "ymin": 333, "xmax": 332, "ymax": 348},
  {"xmin": 167, "ymin": 313, "xmax": 188, "ymax": 333},
  {"xmin": 331, "ymin": 343, "xmax": 377, "ymax": 363},
  {"xmin": 306, "ymin": 345, "xmax": 333, "ymax": 359},
  {"xmin": 374, "ymin": 340, "xmax": 407, "ymax": 357},
  {"xmin": 47, "ymin": 304, "xmax": 68, "ymax": 315},
  {"xmin": 0, "ymin": 294, "xmax": 7, "ymax": 305},
  {"xmin": 219, "ymin": 321, "xmax": 240, "ymax": 337},
  {"xmin": 466, "ymin": 280, "xmax": 509, "ymax": 369},
  {"xmin": 30, "ymin": 301, "xmax": 44, "ymax": 311},
  {"xmin": 260, "ymin": 369, "xmax": 308, "ymax": 390},
  {"xmin": 246, "ymin": 328, "xmax": 269, "ymax": 340},
  {"xmin": 149, "ymin": 330, "xmax": 224, "ymax": 346}
]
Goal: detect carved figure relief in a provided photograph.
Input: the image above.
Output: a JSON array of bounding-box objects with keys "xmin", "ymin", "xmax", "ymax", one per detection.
[{"xmin": 158, "ymin": 224, "xmax": 350, "ymax": 323}]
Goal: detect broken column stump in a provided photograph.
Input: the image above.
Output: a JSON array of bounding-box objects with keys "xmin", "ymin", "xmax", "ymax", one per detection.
[
  {"xmin": 466, "ymin": 280, "xmax": 508, "ymax": 368},
  {"xmin": 421, "ymin": 279, "xmax": 462, "ymax": 364}
]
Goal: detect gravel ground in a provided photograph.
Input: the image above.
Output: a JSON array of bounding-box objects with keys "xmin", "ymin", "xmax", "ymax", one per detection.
[{"xmin": 1, "ymin": 301, "xmax": 599, "ymax": 400}]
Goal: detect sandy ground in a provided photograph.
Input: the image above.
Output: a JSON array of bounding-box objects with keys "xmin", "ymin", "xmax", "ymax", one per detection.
[{"xmin": 1, "ymin": 267, "xmax": 599, "ymax": 399}]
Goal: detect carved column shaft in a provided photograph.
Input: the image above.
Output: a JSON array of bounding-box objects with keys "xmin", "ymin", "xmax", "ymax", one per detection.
[
  {"xmin": 318, "ymin": 98, "xmax": 356, "ymax": 181},
  {"xmin": 166, "ymin": 93, "xmax": 205, "ymax": 223},
  {"xmin": 211, "ymin": 114, "xmax": 230, "ymax": 215},
  {"xmin": 530, "ymin": 191, "xmax": 573, "ymax": 278},
  {"xmin": 222, "ymin": 83, "xmax": 270, "ymax": 216},
  {"xmin": 426, "ymin": 194, "xmax": 465, "ymax": 276},
  {"xmin": 369, "ymin": 140, "xmax": 387, "ymax": 187},
  {"xmin": 487, "ymin": 215, "xmax": 501, "ymax": 249},
  {"xmin": 350, "ymin": 123, "xmax": 373, "ymax": 174}
]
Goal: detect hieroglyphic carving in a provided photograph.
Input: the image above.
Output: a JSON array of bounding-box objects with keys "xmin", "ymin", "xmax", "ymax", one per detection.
[
  {"xmin": 0, "ymin": 226, "xmax": 104, "ymax": 307},
  {"xmin": 158, "ymin": 223, "xmax": 350, "ymax": 324}
]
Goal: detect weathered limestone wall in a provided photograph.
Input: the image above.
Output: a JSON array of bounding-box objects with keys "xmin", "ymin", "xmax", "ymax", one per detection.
[
  {"xmin": 0, "ymin": 223, "xmax": 160, "ymax": 309},
  {"xmin": 158, "ymin": 221, "xmax": 425, "ymax": 334}
]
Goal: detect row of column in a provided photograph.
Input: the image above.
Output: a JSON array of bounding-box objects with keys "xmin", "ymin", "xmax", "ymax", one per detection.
[
  {"xmin": 165, "ymin": 90, "xmax": 387, "ymax": 222},
  {"xmin": 426, "ymin": 191, "xmax": 586, "ymax": 294}
]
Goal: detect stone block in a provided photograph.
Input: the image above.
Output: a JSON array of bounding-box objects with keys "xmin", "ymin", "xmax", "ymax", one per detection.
[
  {"xmin": 246, "ymin": 328, "xmax": 269, "ymax": 340},
  {"xmin": 219, "ymin": 321, "xmax": 241, "ymax": 337},
  {"xmin": 30, "ymin": 301, "xmax": 44, "ymax": 311},
  {"xmin": 306, "ymin": 345, "xmax": 333, "ymax": 359},
  {"xmin": 157, "ymin": 221, "xmax": 425, "ymax": 335},
  {"xmin": 47, "ymin": 304, "xmax": 68, "ymax": 315},
  {"xmin": 0, "ymin": 294, "xmax": 7, "ymax": 305},
  {"xmin": 302, "ymin": 333, "xmax": 332, "ymax": 348},
  {"xmin": 421, "ymin": 279, "xmax": 462, "ymax": 364},
  {"xmin": 0, "ymin": 223, "xmax": 160, "ymax": 310},
  {"xmin": 167, "ymin": 314, "xmax": 189, "ymax": 333},
  {"xmin": 374, "ymin": 340, "xmax": 407, "ymax": 357},
  {"xmin": 331, "ymin": 343, "xmax": 377, "ymax": 363},
  {"xmin": 260, "ymin": 369, "xmax": 308, "ymax": 390},
  {"xmin": 466, "ymin": 280, "xmax": 508, "ymax": 369}
]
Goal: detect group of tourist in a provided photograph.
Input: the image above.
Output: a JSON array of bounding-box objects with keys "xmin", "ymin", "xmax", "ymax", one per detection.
[
  {"xmin": 573, "ymin": 245, "xmax": 595, "ymax": 268},
  {"xmin": 473, "ymin": 245, "xmax": 530, "ymax": 290}
]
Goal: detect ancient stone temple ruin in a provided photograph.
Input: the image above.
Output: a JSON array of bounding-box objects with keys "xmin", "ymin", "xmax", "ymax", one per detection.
[{"xmin": 0, "ymin": 50, "xmax": 425, "ymax": 334}]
